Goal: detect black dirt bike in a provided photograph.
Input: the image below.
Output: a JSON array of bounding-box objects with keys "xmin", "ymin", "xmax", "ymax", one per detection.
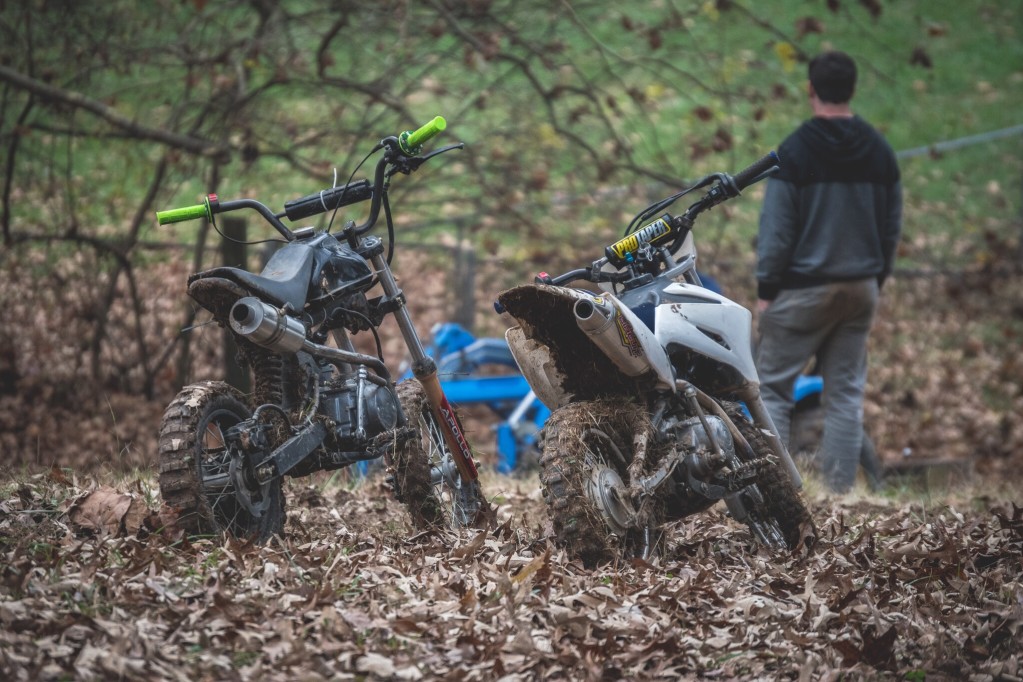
[{"xmin": 155, "ymin": 117, "xmax": 491, "ymax": 541}]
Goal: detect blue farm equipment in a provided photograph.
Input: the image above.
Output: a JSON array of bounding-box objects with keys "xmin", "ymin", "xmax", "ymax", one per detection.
[
  {"xmin": 416, "ymin": 322, "xmax": 824, "ymax": 474},
  {"xmin": 410, "ymin": 323, "xmax": 548, "ymax": 473}
]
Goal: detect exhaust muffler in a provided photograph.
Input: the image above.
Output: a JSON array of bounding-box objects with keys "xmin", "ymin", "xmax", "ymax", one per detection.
[
  {"xmin": 229, "ymin": 297, "xmax": 307, "ymax": 354},
  {"xmin": 574, "ymin": 296, "xmax": 656, "ymax": 378}
]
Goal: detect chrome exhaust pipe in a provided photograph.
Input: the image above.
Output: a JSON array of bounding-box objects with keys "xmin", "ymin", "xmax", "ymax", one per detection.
[
  {"xmin": 229, "ymin": 296, "xmax": 392, "ymax": 381},
  {"xmin": 229, "ymin": 297, "xmax": 307, "ymax": 354},
  {"xmin": 574, "ymin": 296, "xmax": 654, "ymax": 378}
]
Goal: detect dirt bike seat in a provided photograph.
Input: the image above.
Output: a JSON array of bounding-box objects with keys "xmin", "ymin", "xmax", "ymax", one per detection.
[{"xmin": 189, "ymin": 242, "xmax": 316, "ymax": 312}]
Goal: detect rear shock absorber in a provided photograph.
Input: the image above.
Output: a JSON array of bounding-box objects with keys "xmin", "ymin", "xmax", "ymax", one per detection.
[{"xmin": 243, "ymin": 343, "xmax": 285, "ymax": 407}]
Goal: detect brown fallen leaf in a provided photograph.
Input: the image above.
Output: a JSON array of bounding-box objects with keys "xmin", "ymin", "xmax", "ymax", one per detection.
[
  {"xmin": 66, "ymin": 485, "xmax": 148, "ymax": 536},
  {"xmin": 450, "ymin": 530, "xmax": 487, "ymax": 560}
]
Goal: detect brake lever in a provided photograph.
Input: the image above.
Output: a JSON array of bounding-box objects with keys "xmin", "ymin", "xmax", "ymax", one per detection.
[
  {"xmin": 387, "ymin": 143, "xmax": 465, "ymax": 177},
  {"xmin": 421, "ymin": 142, "xmax": 465, "ymax": 160},
  {"xmin": 685, "ymin": 173, "xmax": 737, "ymax": 217}
]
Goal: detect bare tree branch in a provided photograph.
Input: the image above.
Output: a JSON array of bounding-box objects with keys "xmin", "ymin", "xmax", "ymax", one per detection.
[
  {"xmin": 0, "ymin": 65, "xmax": 229, "ymax": 159},
  {"xmin": 2, "ymin": 95, "xmax": 33, "ymax": 247}
]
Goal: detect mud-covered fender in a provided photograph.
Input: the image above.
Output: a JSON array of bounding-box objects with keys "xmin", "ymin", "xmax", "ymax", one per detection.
[
  {"xmin": 505, "ymin": 326, "xmax": 573, "ymax": 410},
  {"xmin": 500, "ymin": 285, "xmax": 675, "ymax": 409}
]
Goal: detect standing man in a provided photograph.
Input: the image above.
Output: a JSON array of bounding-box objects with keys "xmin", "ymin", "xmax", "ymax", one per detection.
[{"xmin": 755, "ymin": 51, "xmax": 902, "ymax": 493}]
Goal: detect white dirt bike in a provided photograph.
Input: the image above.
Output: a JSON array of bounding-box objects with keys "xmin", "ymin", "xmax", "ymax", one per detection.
[{"xmin": 496, "ymin": 153, "xmax": 816, "ymax": 566}]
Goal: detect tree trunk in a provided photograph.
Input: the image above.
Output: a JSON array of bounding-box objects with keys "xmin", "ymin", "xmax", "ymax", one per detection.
[{"xmin": 221, "ymin": 216, "xmax": 251, "ymax": 394}]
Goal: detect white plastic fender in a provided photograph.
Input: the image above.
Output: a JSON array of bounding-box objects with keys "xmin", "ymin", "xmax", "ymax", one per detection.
[{"xmin": 654, "ymin": 282, "xmax": 760, "ymax": 391}]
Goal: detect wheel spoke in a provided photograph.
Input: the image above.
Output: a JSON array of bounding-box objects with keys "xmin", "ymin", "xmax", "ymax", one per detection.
[
  {"xmin": 157, "ymin": 382, "xmax": 284, "ymax": 542},
  {"xmin": 203, "ymin": 422, "xmax": 228, "ymax": 450},
  {"xmin": 393, "ymin": 380, "xmax": 483, "ymax": 530}
]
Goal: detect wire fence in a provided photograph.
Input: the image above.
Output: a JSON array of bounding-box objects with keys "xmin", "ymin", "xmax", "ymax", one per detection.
[{"xmin": 895, "ymin": 123, "xmax": 1023, "ymax": 160}]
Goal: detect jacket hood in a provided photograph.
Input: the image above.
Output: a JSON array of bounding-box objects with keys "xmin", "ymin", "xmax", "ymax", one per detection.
[{"xmin": 800, "ymin": 115, "xmax": 877, "ymax": 164}]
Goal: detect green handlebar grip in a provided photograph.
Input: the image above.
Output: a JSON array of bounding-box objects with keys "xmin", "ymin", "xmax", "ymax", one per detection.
[
  {"xmin": 156, "ymin": 202, "xmax": 210, "ymax": 225},
  {"xmin": 398, "ymin": 115, "xmax": 446, "ymax": 155},
  {"xmin": 408, "ymin": 115, "xmax": 446, "ymax": 147}
]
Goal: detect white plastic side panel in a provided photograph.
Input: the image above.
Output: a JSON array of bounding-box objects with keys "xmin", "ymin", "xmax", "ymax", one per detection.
[{"xmin": 655, "ymin": 282, "xmax": 760, "ymax": 387}]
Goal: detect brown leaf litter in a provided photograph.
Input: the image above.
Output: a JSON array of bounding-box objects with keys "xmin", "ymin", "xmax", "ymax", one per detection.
[{"xmin": 1, "ymin": 471, "xmax": 1020, "ymax": 680}]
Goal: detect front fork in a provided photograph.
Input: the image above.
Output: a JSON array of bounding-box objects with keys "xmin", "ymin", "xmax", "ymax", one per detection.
[
  {"xmin": 370, "ymin": 251, "xmax": 481, "ymax": 486},
  {"xmin": 738, "ymin": 389, "xmax": 804, "ymax": 490}
]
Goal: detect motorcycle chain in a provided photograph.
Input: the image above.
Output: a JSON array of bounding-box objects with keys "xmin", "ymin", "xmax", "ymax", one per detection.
[{"xmin": 721, "ymin": 457, "xmax": 773, "ymax": 488}]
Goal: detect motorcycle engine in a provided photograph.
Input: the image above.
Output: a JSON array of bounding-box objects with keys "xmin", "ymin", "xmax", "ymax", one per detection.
[
  {"xmin": 320, "ymin": 378, "xmax": 400, "ymax": 446},
  {"xmin": 670, "ymin": 414, "xmax": 736, "ymax": 476}
]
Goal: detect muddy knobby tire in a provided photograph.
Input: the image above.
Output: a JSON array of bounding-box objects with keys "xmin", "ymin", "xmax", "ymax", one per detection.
[
  {"xmin": 538, "ymin": 400, "xmax": 652, "ymax": 568},
  {"xmin": 158, "ymin": 381, "xmax": 285, "ymax": 542},
  {"xmin": 391, "ymin": 380, "xmax": 485, "ymax": 530},
  {"xmin": 727, "ymin": 404, "xmax": 817, "ymax": 552}
]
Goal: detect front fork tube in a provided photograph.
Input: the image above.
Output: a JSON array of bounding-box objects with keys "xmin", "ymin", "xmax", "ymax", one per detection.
[
  {"xmin": 742, "ymin": 392, "xmax": 804, "ymax": 490},
  {"xmin": 370, "ymin": 252, "xmax": 480, "ymax": 484}
]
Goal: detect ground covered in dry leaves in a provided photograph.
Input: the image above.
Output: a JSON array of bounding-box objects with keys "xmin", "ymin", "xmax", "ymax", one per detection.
[
  {"xmin": 1, "ymin": 468, "xmax": 1020, "ymax": 681},
  {"xmin": 1, "ymin": 229, "xmax": 1021, "ymax": 680}
]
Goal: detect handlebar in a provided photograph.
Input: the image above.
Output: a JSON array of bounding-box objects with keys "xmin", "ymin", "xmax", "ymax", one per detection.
[
  {"xmin": 538, "ymin": 152, "xmax": 780, "ymax": 286},
  {"xmin": 533, "ymin": 268, "xmax": 592, "ymax": 286},
  {"xmin": 282, "ymin": 179, "xmax": 373, "ymax": 222},
  {"xmin": 154, "ymin": 116, "xmax": 451, "ymax": 241},
  {"xmin": 731, "ymin": 151, "xmax": 779, "ymax": 191}
]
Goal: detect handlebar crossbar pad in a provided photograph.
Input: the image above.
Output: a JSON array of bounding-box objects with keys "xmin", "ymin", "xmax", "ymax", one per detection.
[
  {"xmin": 283, "ymin": 179, "xmax": 374, "ymax": 222},
  {"xmin": 398, "ymin": 116, "xmax": 446, "ymax": 155},
  {"xmin": 733, "ymin": 151, "xmax": 779, "ymax": 191},
  {"xmin": 156, "ymin": 202, "xmax": 211, "ymax": 225}
]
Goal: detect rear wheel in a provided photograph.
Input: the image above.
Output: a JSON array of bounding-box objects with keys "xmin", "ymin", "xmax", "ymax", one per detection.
[
  {"xmin": 538, "ymin": 400, "xmax": 656, "ymax": 568},
  {"xmin": 727, "ymin": 404, "xmax": 816, "ymax": 551},
  {"xmin": 390, "ymin": 380, "xmax": 486, "ymax": 530},
  {"xmin": 158, "ymin": 381, "xmax": 285, "ymax": 541}
]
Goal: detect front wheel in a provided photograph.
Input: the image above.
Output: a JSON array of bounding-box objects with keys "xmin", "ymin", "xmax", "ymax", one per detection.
[
  {"xmin": 158, "ymin": 381, "xmax": 285, "ymax": 541},
  {"xmin": 538, "ymin": 400, "xmax": 656, "ymax": 568},
  {"xmin": 727, "ymin": 404, "xmax": 816, "ymax": 551},
  {"xmin": 390, "ymin": 380, "xmax": 486, "ymax": 530}
]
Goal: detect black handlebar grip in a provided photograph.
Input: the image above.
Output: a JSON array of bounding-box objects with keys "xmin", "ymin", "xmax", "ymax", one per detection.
[
  {"xmin": 732, "ymin": 151, "xmax": 780, "ymax": 191},
  {"xmin": 283, "ymin": 179, "xmax": 374, "ymax": 222}
]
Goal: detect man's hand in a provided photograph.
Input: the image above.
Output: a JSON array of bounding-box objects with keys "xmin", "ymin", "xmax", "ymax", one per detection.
[{"xmin": 757, "ymin": 299, "xmax": 772, "ymax": 313}]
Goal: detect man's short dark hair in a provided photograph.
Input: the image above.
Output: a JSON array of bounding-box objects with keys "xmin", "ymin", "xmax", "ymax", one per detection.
[{"xmin": 808, "ymin": 51, "xmax": 857, "ymax": 103}]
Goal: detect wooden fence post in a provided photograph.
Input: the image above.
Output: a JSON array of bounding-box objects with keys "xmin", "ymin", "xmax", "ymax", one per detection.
[
  {"xmin": 221, "ymin": 216, "xmax": 251, "ymax": 394},
  {"xmin": 449, "ymin": 217, "xmax": 476, "ymax": 331},
  {"xmin": 1018, "ymin": 170, "xmax": 1023, "ymax": 264},
  {"xmin": 453, "ymin": 242, "xmax": 477, "ymax": 330}
]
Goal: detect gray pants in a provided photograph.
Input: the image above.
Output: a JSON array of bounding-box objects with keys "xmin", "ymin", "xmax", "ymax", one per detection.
[{"xmin": 755, "ymin": 279, "xmax": 879, "ymax": 493}]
